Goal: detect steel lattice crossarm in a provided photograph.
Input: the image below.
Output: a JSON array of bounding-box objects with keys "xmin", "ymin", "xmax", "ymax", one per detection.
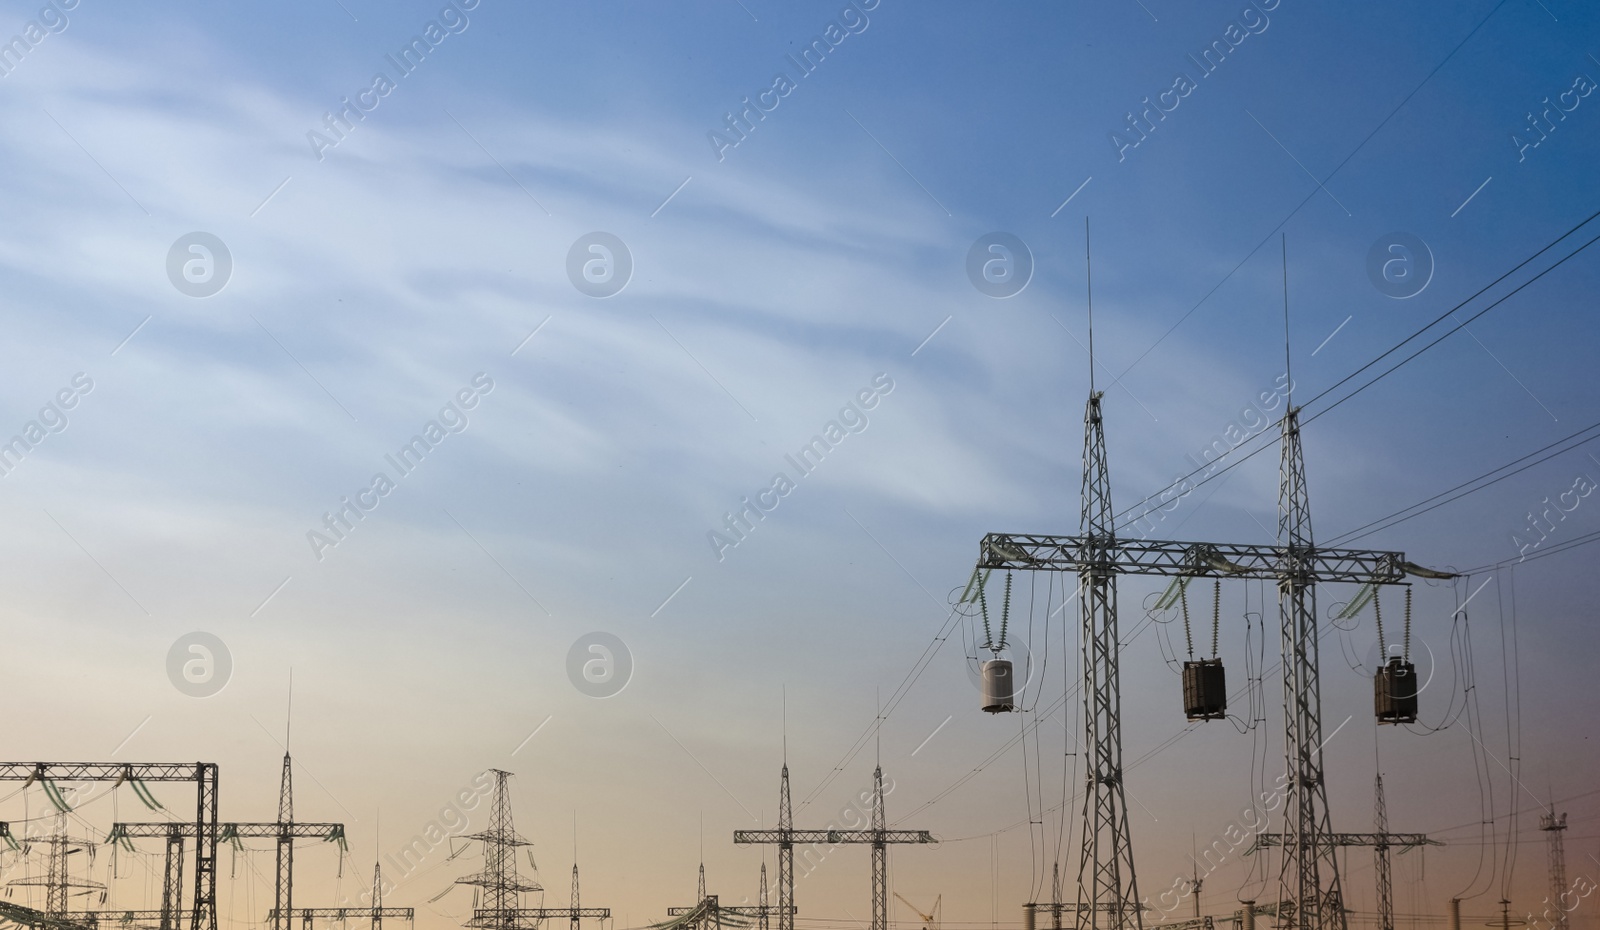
[
  {"xmin": 732, "ymin": 829, "xmax": 934, "ymax": 845},
  {"xmin": 454, "ymin": 873, "xmax": 543, "ymax": 894},
  {"xmin": 0, "ymin": 904, "xmax": 196, "ymax": 930},
  {"xmin": 267, "ymin": 908, "xmax": 416, "ymax": 927},
  {"xmin": 83, "ymin": 912, "xmax": 197, "ymax": 929},
  {"xmin": 1247, "ymin": 833, "xmax": 1441, "ymax": 853},
  {"xmin": 0, "ymin": 764, "xmax": 216, "ymax": 782},
  {"xmin": 463, "ymin": 909, "xmax": 602, "ymax": 930},
  {"xmin": 0, "ymin": 763, "xmax": 219, "ymax": 930},
  {"xmin": 974, "ymin": 534, "xmax": 1452, "ymax": 584},
  {"xmin": 108, "ymin": 823, "xmax": 344, "ymax": 842},
  {"xmin": 478, "ymin": 910, "xmax": 610, "ymax": 921},
  {"xmin": 666, "ymin": 902, "xmax": 793, "ymax": 918}
]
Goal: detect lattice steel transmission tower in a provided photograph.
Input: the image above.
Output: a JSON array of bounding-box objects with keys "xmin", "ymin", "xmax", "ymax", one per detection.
[
  {"xmin": 1248, "ymin": 775, "xmax": 1436, "ymax": 930},
  {"xmin": 734, "ymin": 764, "xmax": 930, "ymax": 930},
  {"xmin": 777, "ymin": 764, "xmax": 793, "ymax": 930},
  {"xmin": 276, "ymin": 754, "xmax": 295, "ymax": 930},
  {"xmin": 1374, "ymin": 776, "xmax": 1394, "ymax": 930},
  {"xmin": 1540, "ymin": 807, "xmax": 1568, "ymax": 930},
  {"xmin": 1276, "ymin": 407, "xmax": 1345, "ymax": 930},
  {"xmin": 456, "ymin": 770, "xmax": 544, "ymax": 930},
  {"xmin": 13, "ymin": 812, "xmax": 106, "ymax": 919},
  {"xmin": 1075, "ymin": 390, "xmax": 1142, "ymax": 930},
  {"xmin": 869, "ymin": 764, "xmax": 890, "ymax": 930}
]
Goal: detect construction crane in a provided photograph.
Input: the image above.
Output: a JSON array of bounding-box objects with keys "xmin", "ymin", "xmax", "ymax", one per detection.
[{"xmin": 893, "ymin": 892, "xmax": 940, "ymax": 930}]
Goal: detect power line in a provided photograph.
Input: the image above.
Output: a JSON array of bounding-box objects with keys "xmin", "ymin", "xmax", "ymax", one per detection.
[
  {"xmin": 1324, "ymin": 418, "xmax": 1600, "ymax": 546},
  {"xmin": 1110, "ymin": 208, "xmax": 1600, "ymax": 535}
]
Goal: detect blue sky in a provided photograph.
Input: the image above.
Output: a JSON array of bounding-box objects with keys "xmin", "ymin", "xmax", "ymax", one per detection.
[{"xmin": 0, "ymin": 1, "xmax": 1598, "ymax": 927}]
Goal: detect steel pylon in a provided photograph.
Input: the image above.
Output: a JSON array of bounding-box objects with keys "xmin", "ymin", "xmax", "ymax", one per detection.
[
  {"xmin": 1374, "ymin": 777, "xmax": 1392, "ymax": 930},
  {"xmin": 870, "ymin": 766, "xmax": 887, "ymax": 930},
  {"xmin": 275, "ymin": 754, "xmax": 294, "ymax": 930},
  {"xmin": 1074, "ymin": 391, "xmax": 1142, "ymax": 930},
  {"xmin": 456, "ymin": 770, "xmax": 542, "ymax": 930},
  {"xmin": 1276, "ymin": 408, "xmax": 1344, "ymax": 930},
  {"xmin": 1540, "ymin": 808, "xmax": 1568, "ymax": 930},
  {"xmin": 777, "ymin": 765, "xmax": 793, "ymax": 930}
]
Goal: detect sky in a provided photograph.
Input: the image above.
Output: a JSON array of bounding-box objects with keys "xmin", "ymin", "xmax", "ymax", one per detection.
[{"xmin": 0, "ymin": 1, "xmax": 1598, "ymax": 929}]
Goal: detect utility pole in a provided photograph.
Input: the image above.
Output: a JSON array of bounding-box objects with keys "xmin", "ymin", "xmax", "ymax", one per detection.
[{"xmin": 735, "ymin": 764, "xmax": 933, "ymax": 930}]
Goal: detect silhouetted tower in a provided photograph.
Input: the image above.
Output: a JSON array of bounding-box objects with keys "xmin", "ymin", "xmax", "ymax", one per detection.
[
  {"xmin": 45, "ymin": 813, "xmax": 70, "ymax": 918},
  {"xmin": 777, "ymin": 765, "xmax": 793, "ymax": 930},
  {"xmin": 758, "ymin": 864, "xmax": 770, "ymax": 930},
  {"xmin": 372, "ymin": 862, "xmax": 387, "ymax": 930},
  {"xmin": 1075, "ymin": 390, "xmax": 1142, "ymax": 930},
  {"xmin": 734, "ymin": 765, "xmax": 930, "ymax": 929},
  {"xmin": 870, "ymin": 765, "xmax": 888, "ymax": 930},
  {"xmin": 1276, "ymin": 406, "xmax": 1345, "ymax": 930},
  {"xmin": 8, "ymin": 811, "xmax": 106, "ymax": 920},
  {"xmin": 276, "ymin": 754, "xmax": 295, "ymax": 930},
  {"xmin": 456, "ymin": 770, "xmax": 543, "ymax": 930},
  {"xmin": 162, "ymin": 824, "xmax": 187, "ymax": 930},
  {"xmin": 1374, "ymin": 777, "xmax": 1393, "ymax": 930},
  {"xmin": 569, "ymin": 865, "xmax": 581, "ymax": 930},
  {"xmin": 1540, "ymin": 807, "xmax": 1568, "ymax": 930}
]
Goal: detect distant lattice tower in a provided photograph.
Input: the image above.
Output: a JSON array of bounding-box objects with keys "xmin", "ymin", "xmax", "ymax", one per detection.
[
  {"xmin": 5, "ymin": 811, "xmax": 107, "ymax": 919},
  {"xmin": 456, "ymin": 770, "xmax": 543, "ymax": 930},
  {"xmin": 1540, "ymin": 808, "xmax": 1568, "ymax": 930}
]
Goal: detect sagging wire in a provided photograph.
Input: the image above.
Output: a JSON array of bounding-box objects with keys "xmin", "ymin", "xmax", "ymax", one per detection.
[{"xmin": 1453, "ymin": 574, "xmax": 1496, "ymax": 902}]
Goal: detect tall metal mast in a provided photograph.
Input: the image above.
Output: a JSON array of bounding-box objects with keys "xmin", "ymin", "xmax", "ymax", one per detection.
[
  {"xmin": 870, "ymin": 766, "xmax": 888, "ymax": 930},
  {"xmin": 1075, "ymin": 389, "xmax": 1141, "ymax": 930},
  {"xmin": 776, "ymin": 765, "xmax": 793, "ymax": 930},
  {"xmin": 758, "ymin": 864, "xmax": 770, "ymax": 930},
  {"xmin": 45, "ymin": 813, "xmax": 70, "ymax": 918},
  {"xmin": 275, "ymin": 754, "xmax": 295, "ymax": 930},
  {"xmin": 1276, "ymin": 400, "xmax": 1344, "ymax": 930},
  {"xmin": 1540, "ymin": 807, "xmax": 1568, "ymax": 930},
  {"xmin": 1374, "ymin": 777, "xmax": 1393, "ymax": 930}
]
